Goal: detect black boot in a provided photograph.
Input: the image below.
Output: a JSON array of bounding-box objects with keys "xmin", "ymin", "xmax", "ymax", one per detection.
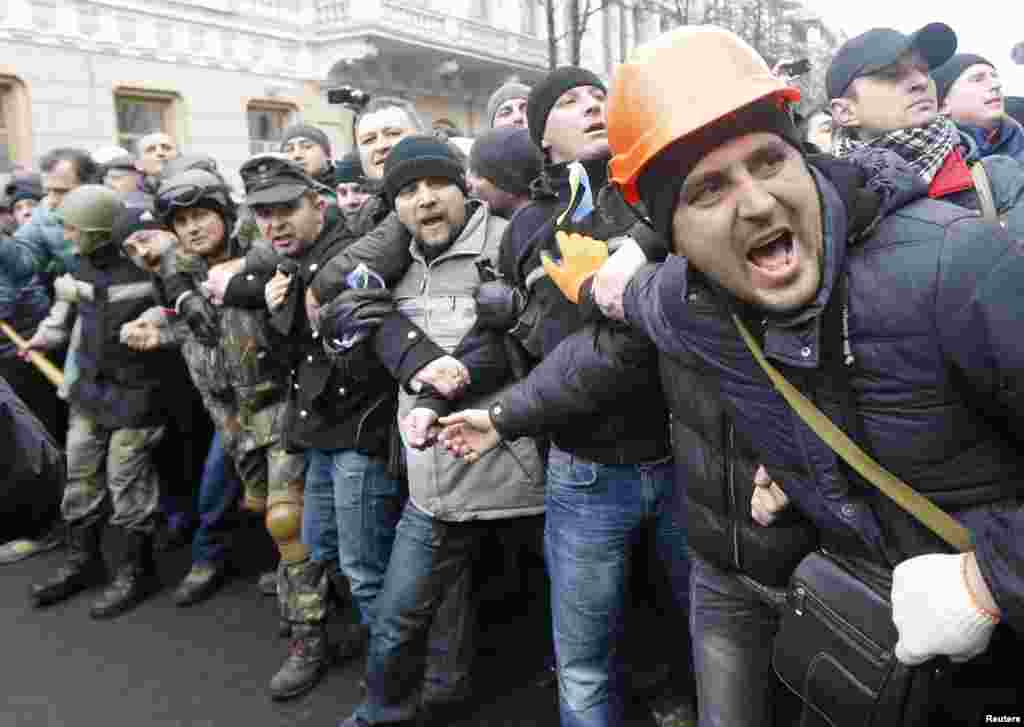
[
  {"xmin": 268, "ymin": 622, "xmax": 331, "ymax": 700},
  {"xmin": 89, "ymin": 529, "xmax": 157, "ymax": 620},
  {"xmin": 30, "ymin": 522, "xmax": 106, "ymax": 607}
]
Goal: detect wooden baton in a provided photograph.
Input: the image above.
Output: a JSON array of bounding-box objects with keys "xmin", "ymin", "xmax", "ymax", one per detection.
[{"xmin": 0, "ymin": 320, "xmax": 65, "ymax": 389}]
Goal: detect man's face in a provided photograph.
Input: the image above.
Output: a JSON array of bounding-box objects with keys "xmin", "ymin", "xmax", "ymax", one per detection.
[
  {"xmin": 171, "ymin": 207, "xmax": 227, "ymax": 259},
  {"xmin": 836, "ymin": 51, "xmax": 936, "ymax": 138},
  {"xmin": 42, "ymin": 159, "xmax": 80, "ymax": 211},
  {"xmin": 335, "ymin": 182, "xmax": 371, "ymax": 218},
  {"xmin": 805, "ymin": 112, "xmax": 834, "ymax": 153},
  {"xmin": 493, "ymin": 98, "xmax": 528, "ymax": 129},
  {"xmin": 13, "ymin": 198, "xmax": 38, "ymax": 228},
  {"xmin": 467, "ymin": 170, "xmax": 520, "ymax": 219},
  {"xmin": 394, "ymin": 177, "xmax": 467, "ymax": 255},
  {"xmin": 671, "ymin": 132, "xmax": 823, "ymax": 314},
  {"xmin": 543, "ymin": 85, "xmax": 609, "ymax": 164},
  {"xmin": 123, "ymin": 229, "xmax": 177, "ymax": 273},
  {"xmin": 252, "ymin": 192, "xmax": 324, "ymax": 257},
  {"xmin": 942, "ymin": 63, "xmax": 1004, "ymax": 130},
  {"xmin": 283, "ymin": 137, "xmax": 329, "ymax": 177},
  {"xmin": 138, "ymin": 133, "xmax": 178, "ymax": 175},
  {"xmin": 104, "ymin": 168, "xmax": 143, "ymax": 197},
  {"xmin": 357, "ymin": 107, "xmax": 418, "ymax": 180}
]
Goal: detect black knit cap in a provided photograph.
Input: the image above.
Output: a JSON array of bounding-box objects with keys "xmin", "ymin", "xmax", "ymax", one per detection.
[
  {"xmin": 932, "ymin": 54, "xmax": 994, "ymax": 104},
  {"xmin": 470, "ymin": 127, "xmax": 543, "ymax": 197},
  {"xmin": 383, "ymin": 135, "xmax": 467, "ymax": 206},
  {"xmin": 334, "ymin": 152, "xmax": 366, "ymax": 186},
  {"xmin": 111, "ymin": 206, "xmax": 166, "ymax": 250},
  {"xmin": 280, "ymin": 124, "xmax": 332, "ymax": 157},
  {"xmin": 638, "ymin": 99, "xmax": 803, "ymax": 246},
  {"xmin": 527, "ymin": 66, "xmax": 607, "ymax": 151}
]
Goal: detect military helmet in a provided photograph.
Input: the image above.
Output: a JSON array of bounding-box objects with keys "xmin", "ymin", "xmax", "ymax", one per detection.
[
  {"xmin": 58, "ymin": 184, "xmax": 123, "ymax": 232},
  {"xmin": 155, "ymin": 168, "xmax": 235, "ymax": 225}
]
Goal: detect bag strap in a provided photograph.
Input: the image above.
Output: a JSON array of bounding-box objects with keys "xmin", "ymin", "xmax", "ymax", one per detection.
[
  {"xmin": 970, "ymin": 162, "xmax": 1000, "ymax": 226},
  {"xmin": 731, "ymin": 313, "xmax": 973, "ymax": 553}
]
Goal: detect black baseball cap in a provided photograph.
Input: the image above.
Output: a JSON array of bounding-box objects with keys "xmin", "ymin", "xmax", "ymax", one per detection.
[
  {"xmin": 826, "ymin": 23, "xmax": 957, "ymax": 100},
  {"xmin": 240, "ymin": 153, "xmax": 317, "ymax": 206}
]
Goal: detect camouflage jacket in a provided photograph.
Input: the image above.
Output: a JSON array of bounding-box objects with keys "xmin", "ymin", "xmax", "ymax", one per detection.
[{"xmin": 170, "ymin": 246, "xmax": 293, "ymax": 479}]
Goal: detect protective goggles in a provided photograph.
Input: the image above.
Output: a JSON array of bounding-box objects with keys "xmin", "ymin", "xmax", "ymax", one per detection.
[{"xmin": 155, "ymin": 184, "xmax": 231, "ymax": 220}]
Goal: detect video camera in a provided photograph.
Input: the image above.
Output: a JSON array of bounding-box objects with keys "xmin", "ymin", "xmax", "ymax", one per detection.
[{"xmin": 327, "ymin": 85, "xmax": 371, "ymax": 111}]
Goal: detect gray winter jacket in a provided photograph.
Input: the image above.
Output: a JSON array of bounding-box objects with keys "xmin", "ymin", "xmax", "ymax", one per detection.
[{"xmin": 394, "ymin": 203, "xmax": 545, "ymax": 521}]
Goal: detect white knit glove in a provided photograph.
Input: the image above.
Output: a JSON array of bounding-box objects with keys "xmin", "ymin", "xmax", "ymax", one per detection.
[
  {"xmin": 53, "ymin": 273, "xmax": 80, "ymax": 303},
  {"xmin": 892, "ymin": 553, "xmax": 998, "ymax": 665}
]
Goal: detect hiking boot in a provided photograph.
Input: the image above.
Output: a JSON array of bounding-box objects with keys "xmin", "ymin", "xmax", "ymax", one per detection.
[
  {"xmin": 89, "ymin": 529, "xmax": 158, "ymax": 619},
  {"xmin": 268, "ymin": 622, "xmax": 330, "ymax": 700},
  {"xmin": 0, "ymin": 527, "xmax": 65, "ymax": 565},
  {"xmin": 173, "ymin": 562, "xmax": 226, "ymax": 607},
  {"xmin": 30, "ymin": 522, "xmax": 106, "ymax": 607}
]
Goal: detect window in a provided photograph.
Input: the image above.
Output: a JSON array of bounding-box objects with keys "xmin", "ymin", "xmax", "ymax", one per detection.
[
  {"xmin": 115, "ymin": 90, "xmax": 177, "ymax": 154},
  {"xmin": 247, "ymin": 102, "xmax": 297, "ymax": 155},
  {"xmin": 0, "ymin": 77, "xmax": 31, "ymax": 173}
]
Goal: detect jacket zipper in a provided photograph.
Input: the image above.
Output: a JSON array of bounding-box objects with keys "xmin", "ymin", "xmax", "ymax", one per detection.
[
  {"xmin": 792, "ymin": 581, "xmax": 891, "ymax": 667},
  {"xmin": 727, "ymin": 423, "xmax": 740, "ymax": 569}
]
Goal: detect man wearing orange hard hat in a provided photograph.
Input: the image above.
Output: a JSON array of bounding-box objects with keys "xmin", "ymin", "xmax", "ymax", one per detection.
[{"xmin": 537, "ymin": 24, "xmax": 1023, "ymax": 727}]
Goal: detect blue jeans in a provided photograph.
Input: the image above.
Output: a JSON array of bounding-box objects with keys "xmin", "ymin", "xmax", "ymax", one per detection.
[
  {"xmin": 690, "ymin": 551, "xmax": 785, "ymax": 727},
  {"xmin": 545, "ymin": 446, "xmax": 689, "ymax": 727},
  {"xmin": 356, "ymin": 502, "xmax": 480, "ymax": 725},
  {"xmin": 191, "ymin": 431, "xmax": 242, "ymax": 565},
  {"xmin": 302, "ymin": 448, "xmax": 406, "ymax": 624}
]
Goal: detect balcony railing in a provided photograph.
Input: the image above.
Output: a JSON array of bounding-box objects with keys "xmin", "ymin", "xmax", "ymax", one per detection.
[{"xmin": 315, "ymin": 0, "xmax": 547, "ymax": 68}]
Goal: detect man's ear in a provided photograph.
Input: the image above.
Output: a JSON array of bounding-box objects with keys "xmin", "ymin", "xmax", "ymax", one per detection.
[{"xmin": 829, "ymin": 97, "xmax": 858, "ymax": 130}]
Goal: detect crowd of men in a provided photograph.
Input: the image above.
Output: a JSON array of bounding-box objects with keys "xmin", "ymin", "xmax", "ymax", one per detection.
[{"xmin": 2, "ymin": 19, "xmax": 1024, "ymax": 727}]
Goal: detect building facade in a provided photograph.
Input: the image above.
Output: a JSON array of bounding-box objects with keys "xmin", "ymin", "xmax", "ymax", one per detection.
[{"xmin": 0, "ymin": 0, "xmax": 559, "ymax": 178}]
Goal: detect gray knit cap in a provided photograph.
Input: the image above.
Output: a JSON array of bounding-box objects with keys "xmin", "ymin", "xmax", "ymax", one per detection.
[{"xmin": 485, "ymin": 82, "xmax": 532, "ymax": 128}]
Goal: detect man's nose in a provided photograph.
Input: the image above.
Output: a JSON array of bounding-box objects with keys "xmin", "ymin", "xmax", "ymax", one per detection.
[{"xmin": 736, "ymin": 176, "xmax": 775, "ymax": 221}]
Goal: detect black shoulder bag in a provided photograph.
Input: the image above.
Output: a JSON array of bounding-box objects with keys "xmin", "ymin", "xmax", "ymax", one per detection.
[{"xmin": 732, "ymin": 311, "xmax": 972, "ymax": 727}]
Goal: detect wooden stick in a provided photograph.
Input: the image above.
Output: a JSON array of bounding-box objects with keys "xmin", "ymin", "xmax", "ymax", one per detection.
[{"xmin": 0, "ymin": 320, "xmax": 65, "ymax": 389}]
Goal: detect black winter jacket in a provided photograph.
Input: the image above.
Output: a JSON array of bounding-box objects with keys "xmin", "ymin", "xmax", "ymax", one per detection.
[
  {"xmin": 621, "ymin": 153, "xmax": 1024, "ymax": 634},
  {"xmin": 71, "ymin": 246, "xmax": 179, "ymax": 428},
  {"xmin": 489, "ymin": 158, "xmax": 670, "ymax": 465},
  {"xmin": 226, "ymin": 217, "xmax": 443, "ymax": 454}
]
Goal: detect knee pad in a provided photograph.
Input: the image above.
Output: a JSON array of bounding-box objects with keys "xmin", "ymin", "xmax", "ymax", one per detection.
[{"xmin": 266, "ymin": 498, "xmax": 308, "ymax": 564}]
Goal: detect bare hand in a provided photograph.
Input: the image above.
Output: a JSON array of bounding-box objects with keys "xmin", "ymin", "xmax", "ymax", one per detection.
[
  {"xmin": 411, "ymin": 356, "xmax": 470, "ymax": 399},
  {"xmin": 403, "ymin": 408, "xmax": 440, "ymax": 450},
  {"xmin": 201, "ymin": 258, "xmax": 244, "ymax": 305},
  {"xmin": 751, "ymin": 464, "xmax": 789, "ymax": 526},
  {"xmin": 591, "ymin": 238, "xmax": 647, "ymax": 320},
  {"xmin": 120, "ymin": 319, "xmax": 161, "ymax": 351},
  {"xmin": 18, "ymin": 332, "xmax": 49, "ymax": 358},
  {"xmin": 264, "ymin": 270, "xmax": 290, "ymax": 312},
  {"xmin": 305, "ymin": 288, "xmax": 320, "ymax": 329},
  {"xmin": 438, "ymin": 409, "xmax": 500, "ymax": 464}
]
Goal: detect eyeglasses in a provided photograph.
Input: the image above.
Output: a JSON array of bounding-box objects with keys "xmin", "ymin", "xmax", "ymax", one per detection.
[{"xmin": 155, "ymin": 184, "xmax": 229, "ymax": 219}]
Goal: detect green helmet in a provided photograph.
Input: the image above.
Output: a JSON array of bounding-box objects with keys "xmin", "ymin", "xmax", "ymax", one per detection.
[
  {"xmin": 58, "ymin": 184, "xmax": 124, "ymax": 256},
  {"xmin": 59, "ymin": 184, "xmax": 123, "ymax": 232}
]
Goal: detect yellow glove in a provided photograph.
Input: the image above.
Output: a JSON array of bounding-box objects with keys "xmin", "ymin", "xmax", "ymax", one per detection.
[{"xmin": 541, "ymin": 231, "xmax": 609, "ymax": 304}]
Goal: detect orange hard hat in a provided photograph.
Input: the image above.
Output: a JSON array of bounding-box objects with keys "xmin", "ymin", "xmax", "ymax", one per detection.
[{"xmin": 608, "ymin": 26, "xmax": 801, "ymax": 204}]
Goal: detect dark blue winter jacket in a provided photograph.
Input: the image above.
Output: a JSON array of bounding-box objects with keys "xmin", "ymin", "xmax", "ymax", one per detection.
[
  {"xmin": 621, "ymin": 154, "xmax": 1024, "ymax": 635},
  {"xmin": 960, "ymin": 117, "xmax": 1024, "ymax": 163}
]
